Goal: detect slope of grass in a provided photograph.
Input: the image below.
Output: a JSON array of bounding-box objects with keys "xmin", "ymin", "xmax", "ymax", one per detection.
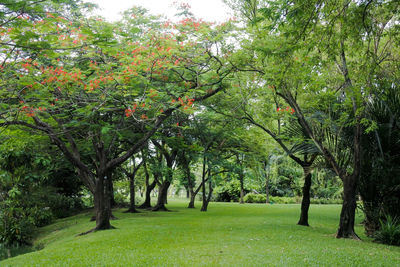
[{"xmin": 1, "ymin": 200, "xmax": 400, "ymax": 266}]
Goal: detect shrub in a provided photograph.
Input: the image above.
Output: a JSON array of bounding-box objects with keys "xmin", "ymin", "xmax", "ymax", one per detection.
[
  {"xmin": 243, "ymin": 194, "xmax": 342, "ymax": 205},
  {"xmin": 374, "ymin": 215, "xmax": 400, "ymax": 246},
  {"xmin": 244, "ymin": 193, "xmax": 266, "ymax": 203},
  {"xmin": 215, "ymin": 180, "xmax": 242, "ymax": 202},
  {"xmin": 46, "ymin": 194, "xmax": 84, "ymax": 219},
  {"xmin": 0, "ymin": 204, "xmax": 36, "ymax": 246},
  {"xmin": 114, "ymin": 192, "xmax": 128, "ymax": 206}
]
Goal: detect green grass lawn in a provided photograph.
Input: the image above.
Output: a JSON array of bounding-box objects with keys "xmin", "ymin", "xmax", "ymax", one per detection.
[{"xmin": 1, "ymin": 200, "xmax": 400, "ymax": 266}]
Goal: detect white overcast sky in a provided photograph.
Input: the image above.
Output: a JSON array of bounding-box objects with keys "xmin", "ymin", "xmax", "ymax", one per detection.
[{"xmin": 88, "ymin": 0, "xmax": 233, "ymax": 22}]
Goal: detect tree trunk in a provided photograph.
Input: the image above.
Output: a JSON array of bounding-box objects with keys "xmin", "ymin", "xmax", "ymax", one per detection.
[
  {"xmin": 201, "ymin": 175, "xmax": 213, "ymax": 212},
  {"xmin": 200, "ymin": 157, "xmax": 207, "ymax": 211},
  {"xmin": 337, "ymin": 175, "xmax": 360, "ymax": 239},
  {"xmin": 298, "ymin": 166, "xmax": 312, "ymax": 226},
  {"xmin": 90, "ymin": 172, "xmax": 117, "ymax": 222},
  {"xmin": 188, "ymin": 188, "xmax": 196, "ymax": 208},
  {"xmin": 138, "ymin": 179, "xmax": 156, "ymax": 209},
  {"xmin": 152, "ymin": 181, "xmax": 171, "ymax": 211},
  {"xmin": 107, "ymin": 172, "xmax": 116, "ymax": 208},
  {"xmin": 239, "ymin": 174, "xmax": 244, "ymax": 204},
  {"xmin": 186, "ymin": 187, "xmax": 190, "ymax": 198},
  {"xmin": 138, "ymin": 159, "xmax": 154, "ymax": 209},
  {"xmin": 265, "ymin": 176, "xmax": 270, "ymax": 204},
  {"xmin": 93, "ymin": 175, "xmax": 112, "ymax": 230},
  {"xmin": 264, "ymin": 161, "xmax": 270, "ymax": 204},
  {"xmin": 125, "ymin": 173, "xmax": 139, "ymax": 213}
]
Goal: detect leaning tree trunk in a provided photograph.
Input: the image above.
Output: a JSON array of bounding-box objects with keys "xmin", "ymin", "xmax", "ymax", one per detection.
[
  {"xmin": 298, "ymin": 166, "xmax": 312, "ymax": 226},
  {"xmin": 201, "ymin": 176, "xmax": 213, "ymax": 212},
  {"xmin": 337, "ymin": 175, "xmax": 360, "ymax": 239},
  {"xmin": 152, "ymin": 181, "xmax": 171, "ymax": 211}
]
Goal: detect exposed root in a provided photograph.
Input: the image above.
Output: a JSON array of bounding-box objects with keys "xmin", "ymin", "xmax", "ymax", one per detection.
[
  {"xmin": 336, "ymin": 231, "xmax": 361, "ymax": 240},
  {"xmin": 151, "ymin": 205, "xmax": 170, "ymax": 212},
  {"xmin": 138, "ymin": 203, "xmax": 152, "ymax": 209},
  {"xmin": 77, "ymin": 225, "xmax": 116, "ymax": 236},
  {"xmin": 124, "ymin": 208, "xmax": 141, "ymax": 213}
]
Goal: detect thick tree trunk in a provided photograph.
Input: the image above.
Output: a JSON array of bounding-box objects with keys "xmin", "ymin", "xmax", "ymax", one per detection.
[
  {"xmin": 152, "ymin": 181, "xmax": 171, "ymax": 211},
  {"xmin": 298, "ymin": 167, "xmax": 312, "ymax": 226},
  {"xmin": 337, "ymin": 175, "xmax": 360, "ymax": 239},
  {"xmin": 90, "ymin": 172, "xmax": 117, "ymax": 222},
  {"xmin": 107, "ymin": 174, "xmax": 116, "ymax": 208},
  {"xmin": 93, "ymin": 175, "xmax": 112, "ymax": 230}
]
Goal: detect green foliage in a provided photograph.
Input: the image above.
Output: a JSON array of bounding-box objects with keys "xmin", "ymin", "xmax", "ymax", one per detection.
[
  {"xmin": 244, "ymin": 193, "xmax": 342, "ymax": 205},
  {"xmin": 215, "ymin": 180, "xmax": 246, "ymax": 202},
  {"xmin": 374, "ymin": 215, "xmax": 400, "ymax": 246},
  {"xmin": 44, "ymin": 194, "xmax": 84, "ymax": 219},
  {"xmin": 0, "ymin": 203, "xmax": 37, "ymax": 247},
  {"xmin": 243, "ymin": 193, "xmax": 266, "ymax": 203}
]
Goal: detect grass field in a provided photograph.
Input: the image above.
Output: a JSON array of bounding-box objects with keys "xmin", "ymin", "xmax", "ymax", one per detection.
[{"xmin": 1, "ymin": 200, "xmax": 400, "ymax": 266}]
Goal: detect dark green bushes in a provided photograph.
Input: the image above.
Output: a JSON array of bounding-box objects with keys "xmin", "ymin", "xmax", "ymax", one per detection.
[
  {"xmin": 243, "ymin": 193, "xmax": 342, "ymax": 204},
  {"xmin": 374, "ymin": 215, "xmax": 400, "ymax": 246}
]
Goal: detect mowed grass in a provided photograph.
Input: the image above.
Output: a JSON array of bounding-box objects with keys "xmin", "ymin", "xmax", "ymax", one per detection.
[{"xmin": 2, "ymin": 200, "xmax": 400, "ymax": 266}]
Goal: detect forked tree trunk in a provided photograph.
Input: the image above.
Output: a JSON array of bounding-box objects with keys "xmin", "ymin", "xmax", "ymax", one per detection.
[
  {"xmin": 337, "ymin": 175, "xmax": 360, "ymax": 239},
  {"xmin": 188, "ymin": 179, "xmax": 208, "ymax": 209},
  {"xmin": 298, "ymin": 166, "xmax": 312, "ymax": 226},
  {"xmin": 185, "ymin": 161, "xmax": 196, "ymax": 208},
  {"xmin": 138, "ymin": 179, "xmax": 156, "ymax": 209},
  {"xmin": 152, "ymin": 180, "xmax": 171, "ymax": 211},
  {"xmin": 138, "ymin": 160, "xmax": 153, "ymax": 209}
]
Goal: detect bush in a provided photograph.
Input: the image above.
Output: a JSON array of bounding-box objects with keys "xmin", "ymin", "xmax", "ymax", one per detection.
[
  {"xmin": 0, "ymin": 205, "xmax": 36, "ymax": 246},
  {"xmin": 46, "ymin": 194, "xmax": 84, "ymax": 219},
  {"xmin": 374, "ymin": 215, "xmax": 400, "ymax": 246},
  {"xmin": 244, "ymin": 193, "xmax": 266, "ymax": 203},
  {"xmin": 215, "ymin": 180, "xmax": 242, "ymax": 202},
  {"xmin": 29, "ymin": 207, "xmax": 53, "ymax": 227},
  {"xmin": 243, "ymin": 194, "xmax": 342, "ymax": 204}
]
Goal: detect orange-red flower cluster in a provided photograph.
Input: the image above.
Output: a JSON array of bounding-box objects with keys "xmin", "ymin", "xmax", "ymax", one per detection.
[{"xmin": 277, "ymin": 107, "xmax": 295, "ymax": 114}]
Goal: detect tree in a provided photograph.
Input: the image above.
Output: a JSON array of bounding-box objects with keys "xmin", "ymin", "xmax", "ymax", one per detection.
[
  {"xmin": 0, "ymin": 4, "xmax": 235, "ymax": 232},
  {"xmin": 226, "ymin": 0, "xmax": 400, "ymax": 238}
]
